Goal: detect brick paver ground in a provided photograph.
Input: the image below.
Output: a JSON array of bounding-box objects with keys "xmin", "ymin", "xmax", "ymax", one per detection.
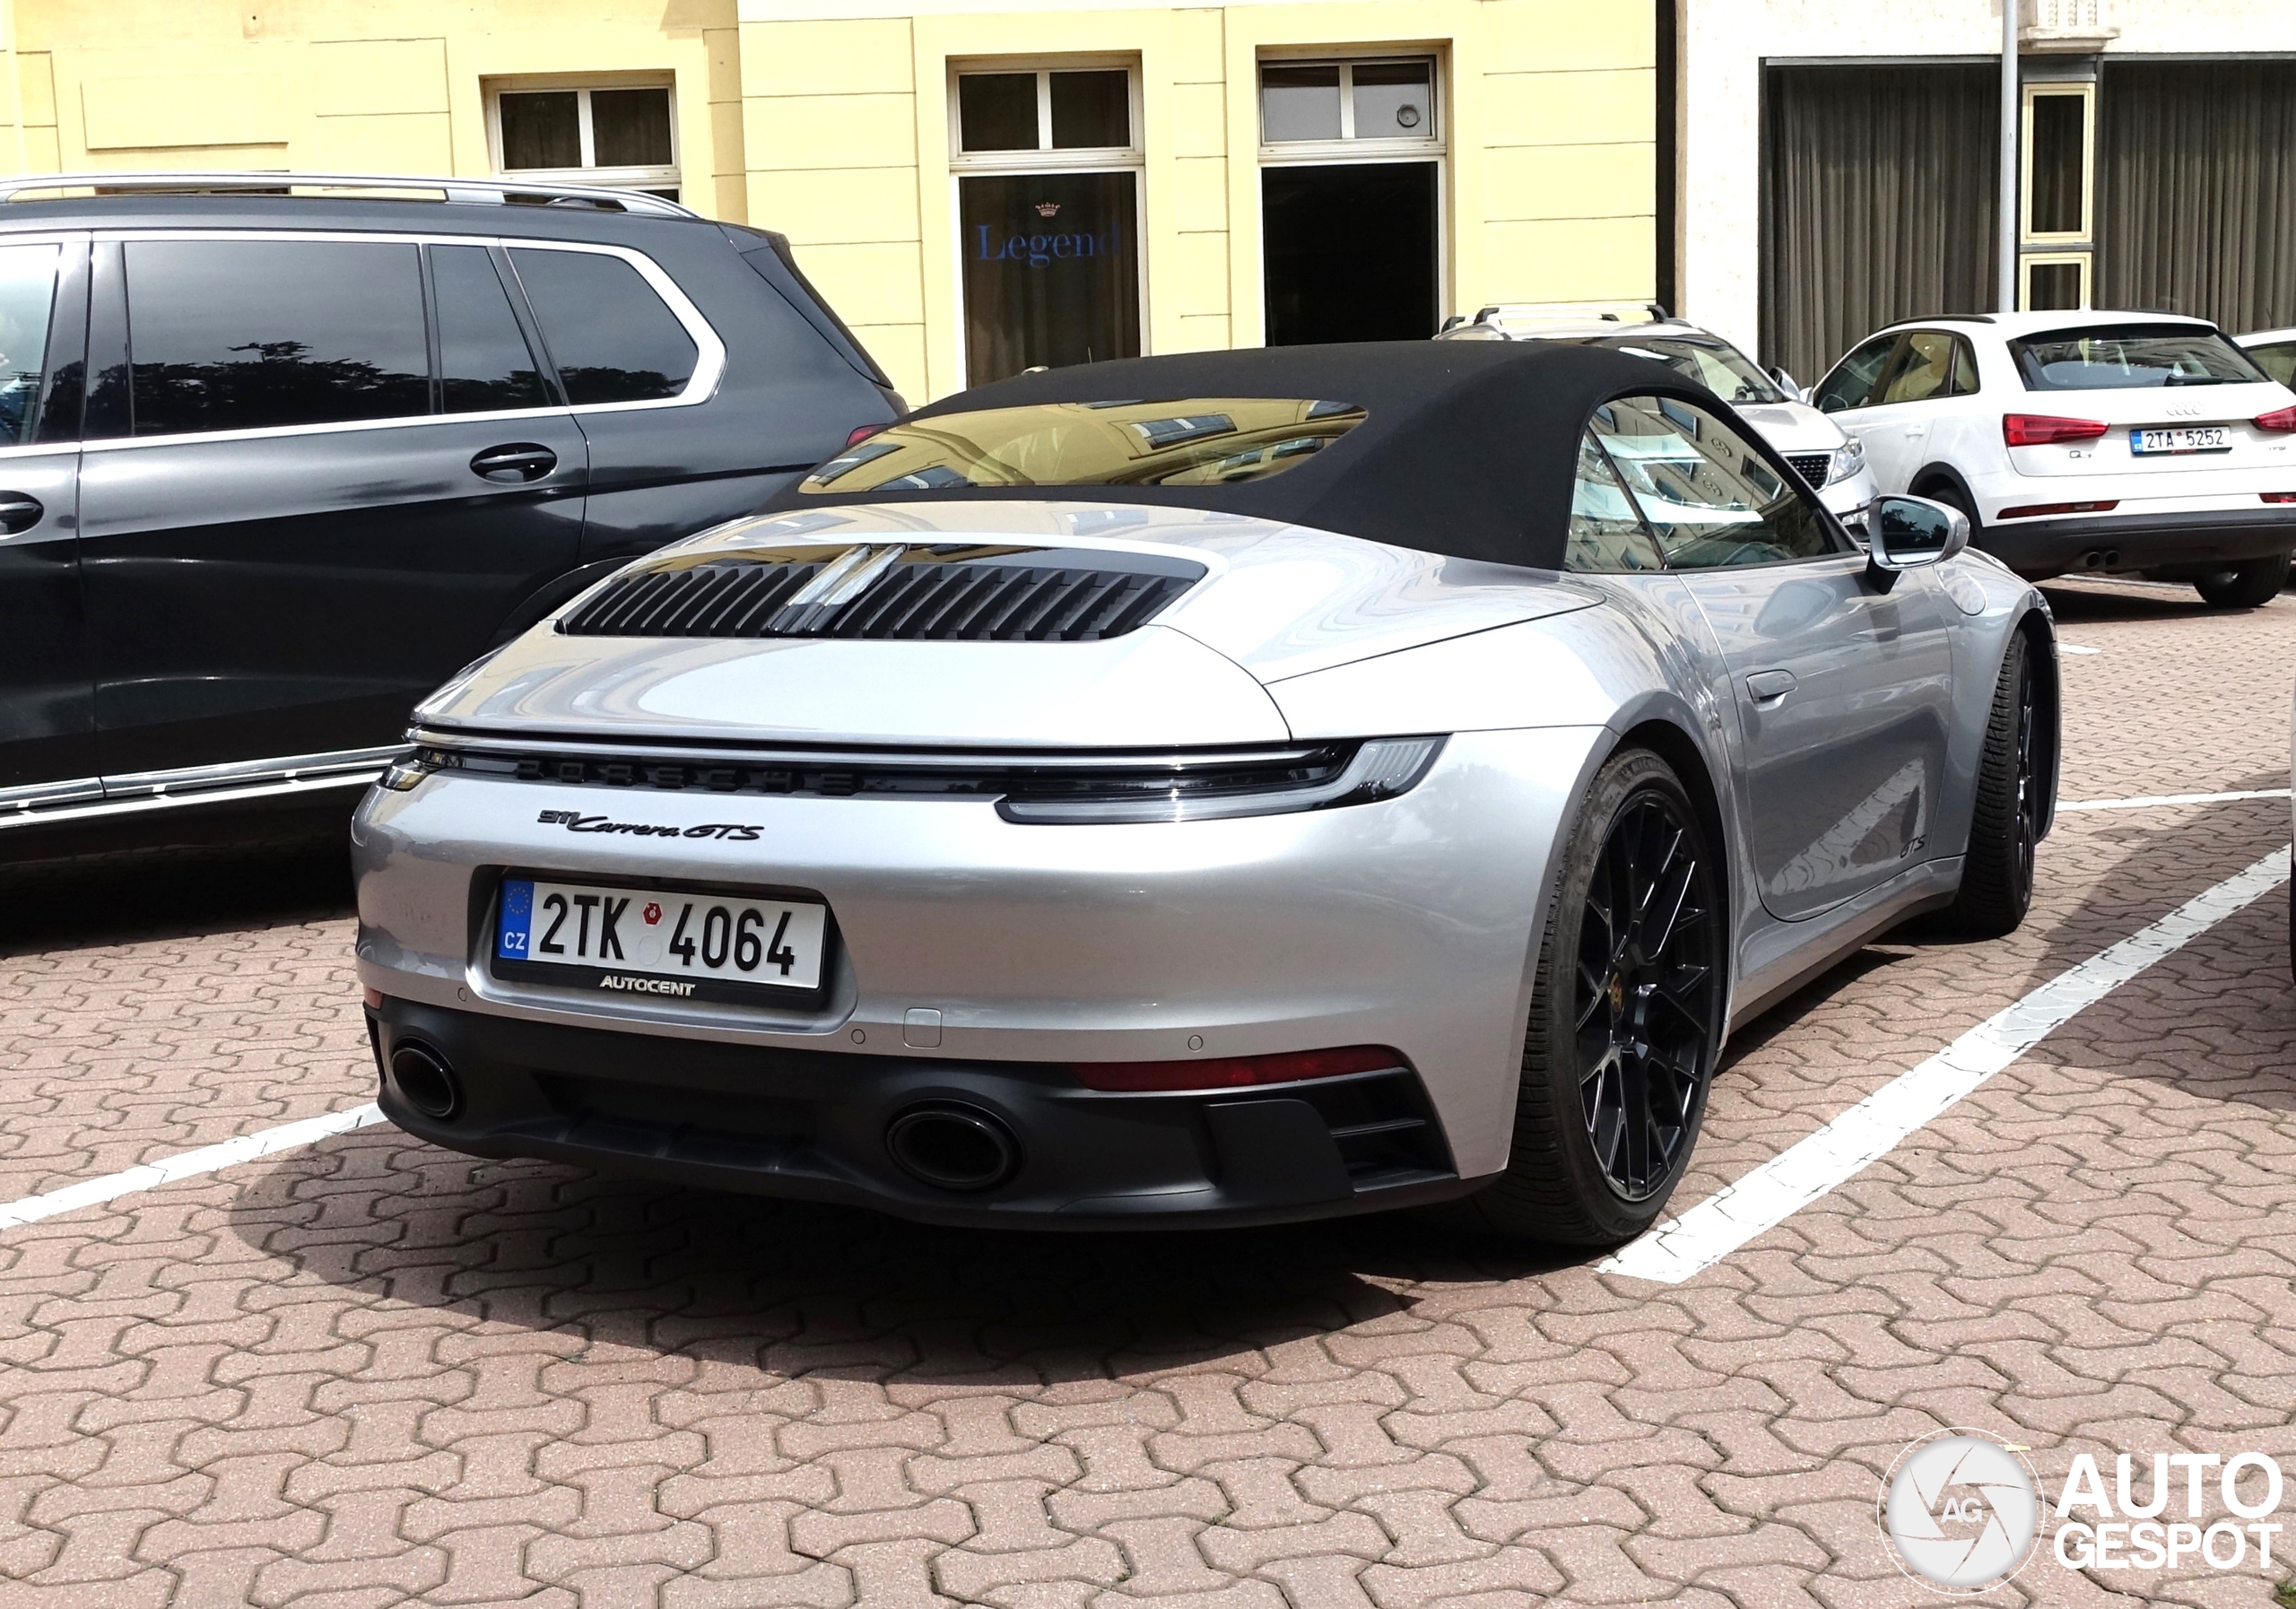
[{"xmin": 2, "ymin": 577, "xmax": 2293, "ymax": 1608}]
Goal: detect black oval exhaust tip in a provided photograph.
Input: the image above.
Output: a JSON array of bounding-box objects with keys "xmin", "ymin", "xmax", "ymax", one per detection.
[
  {"xmin": 885, "ymin": 1103, "xmax": 1020, "ymax": 1192},
  {"xmin": 389, "ymin": 1042, "xmax": 461, "ymax": 1120}
]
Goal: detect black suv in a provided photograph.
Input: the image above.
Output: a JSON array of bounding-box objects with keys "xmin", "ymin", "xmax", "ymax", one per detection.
[{"xmin": 0, "ymin": 172, "xmax": 900, "ymax": 850}]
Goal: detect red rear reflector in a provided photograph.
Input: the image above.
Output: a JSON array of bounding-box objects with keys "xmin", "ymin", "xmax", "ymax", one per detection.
[
  {"xmin": 2003, "ymin": 414, "xmax": 2110, "ymax": 448},
  {"xmin": 1069, "ymin": 1045, "xmax": 1403, "ymax": 1092},
  {"xmin": 845, "ymin": 422, "xmax": 889, "ymax": 448},
  {"xmin": 2264, "ymin": 492, "xmax": 2296, "ymax": 504},
  {"xmin": 2256, "ymin": 406, "xmax": 2296, "ymax": 433},
  {"xmin": 362, "ymin": 987, "xmax": 384, "ymax": 1010},
  {"xmin": 1997, "ymin": 500, "xmax": 2119, "ymax": 519}
]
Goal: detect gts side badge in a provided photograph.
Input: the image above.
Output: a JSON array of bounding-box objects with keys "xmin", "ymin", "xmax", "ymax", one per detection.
[{"xmin": 537, "ymin": 810, "xmax": 762, "ymax": 840}]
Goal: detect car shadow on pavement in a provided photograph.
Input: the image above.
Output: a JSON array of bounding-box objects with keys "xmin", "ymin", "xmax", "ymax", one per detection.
[
  {"xmin": 220, "ymin": 1135, "xmax": 1587, "ymax": 1386},
  {"xmin": 0, "ymin": 831, "xmax": 353, "ymax": 956},
  {"xmin": 2035, "ymin": 577, "xmax": 2230, "ymax": 622}
]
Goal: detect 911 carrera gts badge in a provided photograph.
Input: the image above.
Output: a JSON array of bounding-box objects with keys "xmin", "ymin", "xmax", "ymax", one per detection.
[{"xmin": 535, "ymin": 809, "xmax": 761, "ymax": 841}]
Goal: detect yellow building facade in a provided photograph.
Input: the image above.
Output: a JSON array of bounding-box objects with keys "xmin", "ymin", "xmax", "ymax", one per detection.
[{"xmin": 0, "ymin": 0, "xmax": 1658, "ymax": 402}]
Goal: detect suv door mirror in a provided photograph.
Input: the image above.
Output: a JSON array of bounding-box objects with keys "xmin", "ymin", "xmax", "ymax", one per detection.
[
  {"xmin": 1768, "ymin": 365, "xmax": 1806, "ymax": 404},
  {"xmin": 1868, "ymin": 493, "xmax": 1969, "ymax": 575}
]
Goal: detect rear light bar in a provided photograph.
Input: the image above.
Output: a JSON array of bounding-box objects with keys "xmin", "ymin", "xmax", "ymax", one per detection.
[
  {"xmin": 1997, "ymin": 500, "xmax": 2119, "ymax": 520},
  {"xmin": 1069, "ymin": 1045, "xmax": 1404, "ymax": 1092},
  {"xmin": 2256, "ymin": 406, "xmax": 2296, "ymax": 433},
  {"xmin": 2003, "ymin": 414, "xmax": 2110, "ymax": 448},
  {"xmin": 844, "ymin": 422, "xmax": 889, "ymax": 448}
]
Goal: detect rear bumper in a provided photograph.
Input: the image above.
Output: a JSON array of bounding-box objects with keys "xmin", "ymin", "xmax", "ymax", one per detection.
[
  {"xmin": 1977, "ymin": 506, "xmax": 2296, "ymax": 578},
  {"xmin": 367, "ymin": 996, "xmax": 1473, "ymax": 1230}
]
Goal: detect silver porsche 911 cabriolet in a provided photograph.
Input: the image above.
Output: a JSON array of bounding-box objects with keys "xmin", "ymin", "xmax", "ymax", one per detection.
[{"xmin": 352, "ymin": 343, "xmax": 2057, "ymax": 1246}]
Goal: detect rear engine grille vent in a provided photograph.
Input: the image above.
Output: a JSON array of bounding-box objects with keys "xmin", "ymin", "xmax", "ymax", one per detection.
[
  {"xmin": 561, "ymin": 543, "xmax": 1205, "ymax": 643},
  {"xmin": 1785, "ymin": 452, "xmax": 1832, "ymax": 489}
]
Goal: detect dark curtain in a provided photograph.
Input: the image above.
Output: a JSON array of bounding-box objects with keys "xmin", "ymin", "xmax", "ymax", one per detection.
[
  {"xmin": 2095, "ymin": 60, "xmax": 2296, "ymax": 331},
  {"xmin": 1761, "ymin": 64, "xmax": 2000, "ymax": 383},
  {"xmin": 960, "ymin": 171, "xmax": 1140, "ymax": 387}
]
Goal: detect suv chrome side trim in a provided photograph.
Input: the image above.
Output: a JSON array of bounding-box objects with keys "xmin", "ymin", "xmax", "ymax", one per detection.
[
  {"xmin": 0, "ymin": 745, "xmax": 404, "ymax": 831},
  {"xmin": 0, "ymin": 170, "xmax": 700, "ymax": 219}
]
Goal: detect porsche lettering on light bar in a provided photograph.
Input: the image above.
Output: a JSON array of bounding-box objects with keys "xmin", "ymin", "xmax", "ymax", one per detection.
[
  {"xmin": 1996, "ymin": 500, "xmax": 2119, "ymax": 520},
  {"xmin": 1068, "ymin": 1045, "xmax": 1405, "ymax": 1092},
  {"xmin": 2002, "ymin": 414, "xmax": 2109, "ymax": 448}
]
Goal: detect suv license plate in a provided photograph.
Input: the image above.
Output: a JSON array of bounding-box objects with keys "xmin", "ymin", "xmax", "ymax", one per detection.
[
  {"xmin": 497, "ymin": 877, "xmax": 828, "ymax": 994},
  {"xmin": 2132, "ymin": 426, "xmax": 2231, "ymax": 455}
]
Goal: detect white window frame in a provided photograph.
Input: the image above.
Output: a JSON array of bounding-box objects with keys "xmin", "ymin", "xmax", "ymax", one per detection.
[
  {"xmin": 1255, "ymin": 51, "xmax": 1449, "ymax": 335},
  {"xmin": 486, "ymin": 75, "xmax": 680, "ymax": 200},
  {"xmin": 2019, "ymin": 251, "xmax": 2093, "ymax": 314},
  {"xmin": 2020, "ymin": 82, "xmax": 2094, "ymax": 246},
  {"xmin": 947, "ymin": 57, "xmax": 1148, "ymax": 386}
]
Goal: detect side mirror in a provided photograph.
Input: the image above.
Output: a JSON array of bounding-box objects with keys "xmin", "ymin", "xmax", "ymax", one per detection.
[
  {"xmin": 1769, "ymin": 365, "xmax": 1807, "ymax": 404},
  {"xmin": 1868, "ymin": 493, "xmax": 1970, "ymax": 578}
]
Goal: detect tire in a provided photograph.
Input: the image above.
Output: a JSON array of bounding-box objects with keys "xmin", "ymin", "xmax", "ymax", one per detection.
[
  {"xmin": 2192, "ymin": 553, "xmax": 2291, "ymax": 609},
  {"xmin": 1946, "ymin": 631, "xmax": 2041, "ymax": 936},
  {"xmin": 1468, "ymin": 747, "xmax": 1726, "ymax": 1246}
]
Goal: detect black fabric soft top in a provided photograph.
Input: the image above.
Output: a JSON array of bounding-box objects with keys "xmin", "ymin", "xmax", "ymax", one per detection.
[{"xmin": 763, "ymin": 342, "xmax": 1728, "ymax": 572}]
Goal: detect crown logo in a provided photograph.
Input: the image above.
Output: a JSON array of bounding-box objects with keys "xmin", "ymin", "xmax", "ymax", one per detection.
[{"xmin": 1034, "ymin": 201, "xmax": 1060, "ymax": 218}]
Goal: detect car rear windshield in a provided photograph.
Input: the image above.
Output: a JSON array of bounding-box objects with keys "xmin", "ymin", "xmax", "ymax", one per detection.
[
  {"xmin": 2009, "ymin": 325, "xmax": 2269, "ymax": 390},
  {"xmin": 798, "ymin": 397, "xmax": 1365, "ymax": 491}
]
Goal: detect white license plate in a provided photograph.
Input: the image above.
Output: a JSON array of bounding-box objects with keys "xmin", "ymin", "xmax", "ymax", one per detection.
[
  {"xmin": 496, "ymin": 877, "xmax": 828, "ymax": 994},
  {"xmin": 2131, "ymin": 426, "xmax": 2231, "ymax": 456}
]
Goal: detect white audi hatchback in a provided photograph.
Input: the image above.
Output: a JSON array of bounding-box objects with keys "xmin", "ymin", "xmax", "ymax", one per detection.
[{"xmin": 1813, "ymin": 312, "xmax": 2296, "ymax": 605}]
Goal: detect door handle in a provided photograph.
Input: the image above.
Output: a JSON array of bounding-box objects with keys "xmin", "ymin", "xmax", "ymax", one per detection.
[
  {"xmin": 470, "ymin": 443, "xmax": 557, "ymax": 483},
  {"xmin": 1905, "ymin": 424, "xmax": 1929, "ymax": 437},
  {"xmin": 1745, "ymin": 669, "xmax": 1797, "ymax": 702},
  {"xmin": 0, "ymin": 492, "xmax": 42, "ymax": 534}
]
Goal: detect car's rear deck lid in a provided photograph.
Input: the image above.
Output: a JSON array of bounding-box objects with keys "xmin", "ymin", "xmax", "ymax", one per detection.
[{"xmin": 561, "ymin": 544, "xmax": 1205, "ymax": 643}]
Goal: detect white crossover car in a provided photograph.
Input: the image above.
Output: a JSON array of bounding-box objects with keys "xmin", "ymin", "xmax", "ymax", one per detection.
[
  {"xmin": 1439, "ymin": 304, "xmax": 1878, "ymax": 528},
  {"xmin": 1815, "ymin": 311, "xmax": 2296, "ymax": 605},
  {"xmin": 352, "ymin": 342, "xmax": 2057, "ymax": 1246}
]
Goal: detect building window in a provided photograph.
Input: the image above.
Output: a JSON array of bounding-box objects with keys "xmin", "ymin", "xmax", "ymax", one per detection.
[
  {"xmin": 950, "ymin": 63, "xmax": 1144, "ymax": 388},
  {"xmin": 1258, "ymin": 56, "xmax": 1444, "ymax": 346},
  {"xmin": 2019, "ymin": 83, "xmax": 2093, "ymax": 310},
  {"xmin": 490, "ymin": 80, "xmax": 678, "ymax": 202},
  {"xmin": 2022, "ymin": 253, "xmax": 2092, "ymax": 313}
]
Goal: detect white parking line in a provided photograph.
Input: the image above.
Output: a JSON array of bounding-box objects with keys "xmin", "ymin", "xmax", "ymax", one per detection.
[
  {"xmin": 0, "ymin": 1103, "xmax": 385, "ymax": 1232},
  {"xmin": 2059, "ymin": 787, "xmax": 2292, "ymax": 813},
  {"xmin": 1601, "ymin": 846, "xmax": 2291, "ymax": 1285}
]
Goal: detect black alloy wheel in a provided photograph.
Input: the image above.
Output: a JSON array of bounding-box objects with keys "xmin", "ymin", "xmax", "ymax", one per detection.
[
  {"xmin": 1470, "ymin": 747, "xmax": 1726, "ymax": 1246},
  {"xmin": 1575, "ymin": 792, "xmax": 1722, "ymax": 1201}
]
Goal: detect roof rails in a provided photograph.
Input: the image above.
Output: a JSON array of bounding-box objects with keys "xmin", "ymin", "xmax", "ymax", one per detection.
[
  {"xmin": 0, "ymin": 170, "xmax": 700, "ymax": 219},
  {"xmin": 1445, "ymin": 300, "xmax": 1672, "ymax": 332}
]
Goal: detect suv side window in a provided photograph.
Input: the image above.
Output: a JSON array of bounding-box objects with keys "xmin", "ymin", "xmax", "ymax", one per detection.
[
  {"xmin": 1950, "ymin": 335, "xmax": 1980, "ymax": 396},
  {"xmin": 1813, "ymin": 335, "xmax": 1897, "ymax": 413},
  {"xmin": 509, "ymin": 248, "xmax": 697, "ymax": 404},
  {"xmin": 1565, "ymin": 431, "xmax": 1666, "ymax": 573},
  {"xmin": 430, "ymin": 245, "xmax": 550, "ymax": 413},
  {"xmin": 1590, "ymin": 395, "xmax": 1837, "ymax": 569},
  {"xmin": 0, "ymin": 242, "xmax": 57, "ymax": 445},
  {"xmin": 1876, "ymin": 330, "xmax": 1960, "ymax": 405},
  {"xmin": 124, "ymin": 239, "xmax": 430, "ymax": 435}
]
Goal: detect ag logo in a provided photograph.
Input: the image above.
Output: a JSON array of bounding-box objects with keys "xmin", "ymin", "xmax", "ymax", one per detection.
[{"xmin": 1880, "ymin": 1431, "xmax": 2039, "ymax": 1591}]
